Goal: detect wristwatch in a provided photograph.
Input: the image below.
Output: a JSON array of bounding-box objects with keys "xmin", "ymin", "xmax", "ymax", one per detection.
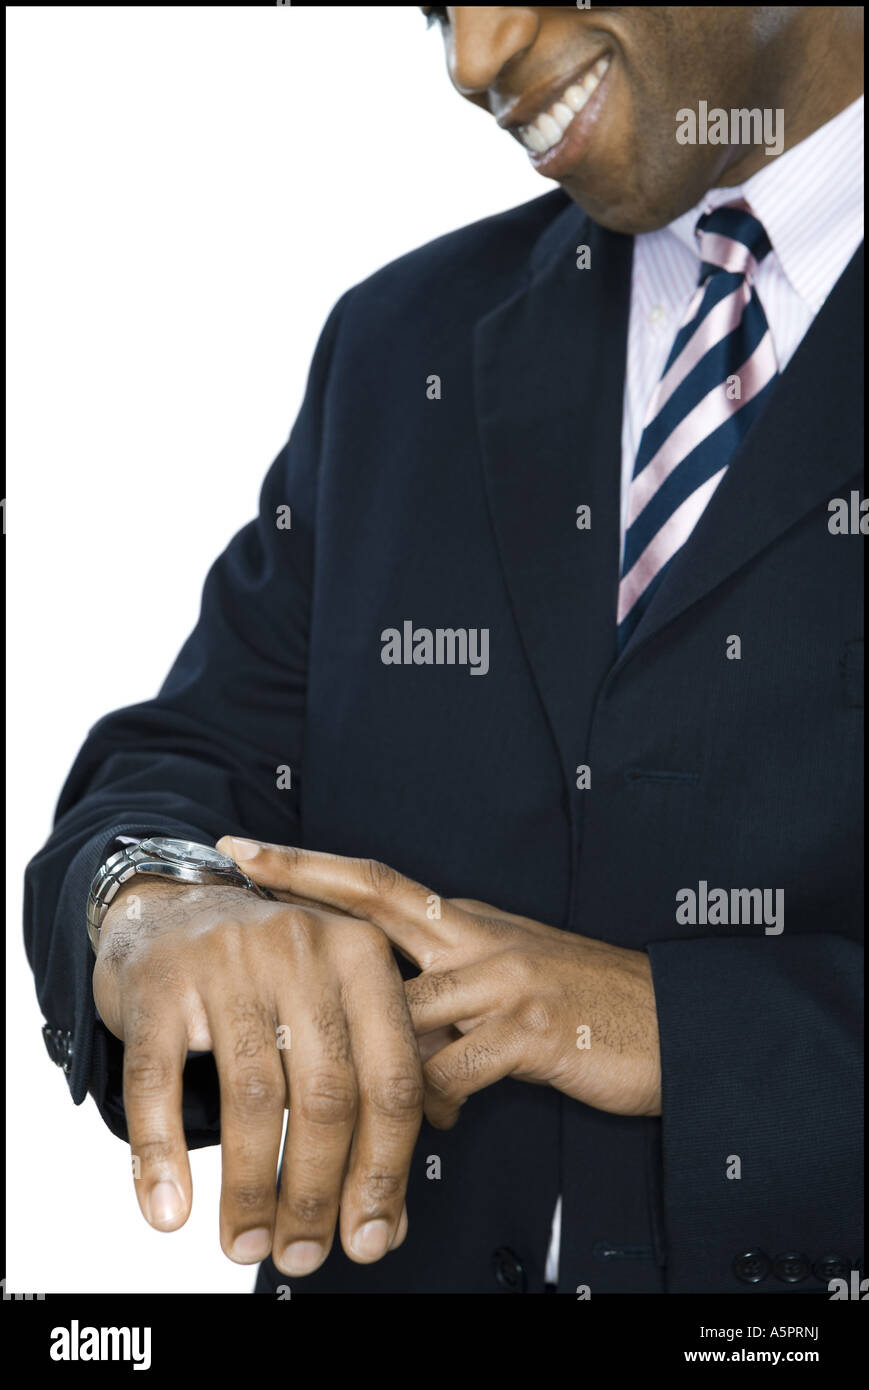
[{"xmin": 86, "ymin": 835, "xmax": 276, "ymax": 954}]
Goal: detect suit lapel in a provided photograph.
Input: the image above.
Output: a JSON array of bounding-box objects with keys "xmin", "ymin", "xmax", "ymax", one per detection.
[
  {"xmin": 618, "ymin": 243, "xmax": 864, "ymax": 667},
  {"xmin": 474, "ymin": 199, "xmax": 632, "ymax": 782},
  {"xmin": 476, "ymin": 201, "xmax": 862, "ymax": 742}
]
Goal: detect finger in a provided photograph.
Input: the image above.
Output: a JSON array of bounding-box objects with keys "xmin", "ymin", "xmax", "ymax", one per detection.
[
  {"xmin": 448, "ymin": 897, "xmax": 553, "ymax": 936},
  {"xmin": 405, "ymin": 960, "xmax": 504, "ymax": 1035},
  {"xmin": 272, "ymin": 977, "xmax": 357, "ymax": 1278},
  {"xmin": 122, "ymin": 998, "xmax": 193, "ymax": 1232},
  {"xmin": 216, "ymin": 838, "xmax": 459, "ymax": 965},
  {"xmin": 422, "ymin": 1019, "xmax": 521, "ymax": 1129},
  {"xmin": 208, "ymin": 991, "xmax": 287, "ymax": 1265},
  {"xmin": 417, "ymin": 1025, "xmax": 461, "ymax": 1062},
  {"xmin": 338, "ymin": 935, "xmax": 424, "ymax": 1263}
]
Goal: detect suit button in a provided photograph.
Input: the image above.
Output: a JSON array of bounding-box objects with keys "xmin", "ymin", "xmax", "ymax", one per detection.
[
  {"xmin": 42, "ymin": 1023, "xmax": 73, "ymax": 1074},
  {"xmin": 733, "ymin": 1249, "xmax": 770, "ymax": 1284},
  {"xmin": 813, "ymin": 1255, "xmax": 850, "ymax": 1283},
  {"xmin": 773, "ymin": 1251, "xmax": 810, "ymax": 1283},
  {"xmin": 492, "ymin": 1247, "xmax": 526, "ymax": 1293}
]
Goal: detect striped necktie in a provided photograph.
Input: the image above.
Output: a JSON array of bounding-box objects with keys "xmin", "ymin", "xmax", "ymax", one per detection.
[{"xmin": 617, "ymin": 200, "xmax": 778, "ymax": 650}]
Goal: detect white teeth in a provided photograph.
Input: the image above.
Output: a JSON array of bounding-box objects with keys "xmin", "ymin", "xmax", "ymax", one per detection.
[
  {"xmin": 523, "ymin": 124, "xmax": 547, "ymax": 153},
  {"xmin": 518, "ymin": 55, "xmax": 610, "ymax": 154},
  {"xmin": 551, "ymin": 102, "xmax": 575, "ymax": 131},
  {"xmin": 585, "ymin": 55, "xmax": 610, "ymax": 88},
  {"xmin": 536, "ymin": 112, "xmax": 562, "ymax": 145},
  {"xmin": 563, "ymin": 84, "xmax": 589, "ymax": 114}
]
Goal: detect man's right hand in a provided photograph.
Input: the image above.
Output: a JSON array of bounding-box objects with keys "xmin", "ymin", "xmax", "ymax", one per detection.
[{"xmin": 91, "ymin": 874, "xmax": 423, "ymax": 1276}]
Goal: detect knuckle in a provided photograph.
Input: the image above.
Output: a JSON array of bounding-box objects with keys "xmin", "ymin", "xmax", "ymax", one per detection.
[
  {"xmin": 282, "ymin": 908, "xmax": 315, "ymax": 950},
  {"xmin": 359, "ymin": 858, "xmax": 400, "ymax": 898},
  {"xmin": 515, "ymin": 999, "xmax": 553, "ymax": 1036},
  {"xmin": 124, "ymin": 1053, "xmax": 173, "ymax": 1097},
  {"xmin": 231, "ymin": 1066, "xmax": 283, "ymax": 1115},
  {"xmin": 230, "ymin": 1025, "xmax": 267, "ymax": 1063},
  {"xmin": 213, "ymin": 916, "xmax": 246, "ymax": 951},
  {"xmin": 367, "ymin": 1071, "xmax": 424, "ymax": 1119},
  {"xmin": 359, "ymin": 1170, "xmax": 403, "ymax": 1206},
  {"xmin": 286, "ymin": 1193, "xmax": 333, "ymax": 1227},
  {"xmin": 132, "ymin": 1136, "xmax": 178, "ymax": 1169},
  {"xmin": 298, "ymin": 1072, "xmax": 357, "ymax": 1126},
  {"xmin": 505, "ymin": 947, "xmax": 539, "ymax": 988},
  {"xmin": 227, "ymin": 1183, "xmax": 274, "ymax": 1214},
  {"xmin": 351, "ymin": 922, "xmax": 393, "ymax": 962},
  {"xmin": 423, "ymin": 1058, "xmax": 458, "ymax": 1103}
]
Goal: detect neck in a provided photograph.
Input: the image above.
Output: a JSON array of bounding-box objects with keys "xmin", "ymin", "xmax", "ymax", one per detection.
[{"xmin": 720, "ymin": 8, "xmax": 863, "ymax": 186}]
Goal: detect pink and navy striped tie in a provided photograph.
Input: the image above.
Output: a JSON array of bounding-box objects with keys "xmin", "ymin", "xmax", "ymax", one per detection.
[{"xmin": 617, "ymin": 200, "xmax": 779, "ymax": 649}]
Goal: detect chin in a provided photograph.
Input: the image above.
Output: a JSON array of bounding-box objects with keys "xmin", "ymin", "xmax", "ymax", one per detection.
[{"xmin": 563, "ymin": 188, "xmax": 657, "ymax": 236}]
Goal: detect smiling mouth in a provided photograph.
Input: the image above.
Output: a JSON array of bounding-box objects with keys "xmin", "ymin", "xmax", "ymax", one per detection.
[{"xmin": 515, "ymin": 54, "xmax": 612, "ymax": 155}]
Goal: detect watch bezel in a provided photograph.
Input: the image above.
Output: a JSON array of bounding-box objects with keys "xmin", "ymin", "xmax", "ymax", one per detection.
[{"xmin": 137, "ymin": 836, "xmax": 238, "ymax": 873}]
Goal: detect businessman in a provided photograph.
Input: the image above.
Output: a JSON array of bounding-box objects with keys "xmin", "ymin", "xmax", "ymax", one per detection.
[{"xmin": 26, "ymin": 6, "xmax": 863, "ymax": 1294}]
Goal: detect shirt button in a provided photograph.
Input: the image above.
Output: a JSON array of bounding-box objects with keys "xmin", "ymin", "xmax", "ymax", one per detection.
[
  {"xmin": 492, "ymin": 1247, "xmax": 527, "ymax": 1293},
  {"xmin": 648, "ymin": 304, "xmax": 667, "ymax": 327},
  {"xmin": 773, "ymin": 1251, "xmax": 810, "ymax": 1283},
  {"xmin": 813, "ymin": 1255, "xmax": 850, "ymax": 1283},
  {"xmin": 733, "ymin": 1249, "xmax": 771, "ymax": 1284}
]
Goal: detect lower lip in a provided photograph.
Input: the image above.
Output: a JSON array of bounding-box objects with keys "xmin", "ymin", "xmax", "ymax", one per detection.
[{"xmin": 525, "ymin": 56, "xmax": 614, "ymax": 180}]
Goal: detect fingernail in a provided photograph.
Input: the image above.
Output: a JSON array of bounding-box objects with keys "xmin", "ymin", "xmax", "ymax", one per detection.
[
  {"xmin": 279, "ymin": 1241, "xmax": 325, "ymax": 1275},
  {"xmin": 230, "ymin": 837, "xmax": 261, "ymax": 860},
  {"xmin": 230, "ymin": 1227, "xmax": 272, "ymax": 1263},
  {"xmin": 350, "ymin": 1219, "xmax": 391, "ymax": 1261},
  {"xmin": 148, "ymin": 1181, "xmax": 184, "ymax": 1228}
]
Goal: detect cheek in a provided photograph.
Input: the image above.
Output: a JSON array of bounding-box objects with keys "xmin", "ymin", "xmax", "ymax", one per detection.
[{"xmin": 598, "ymin": 38, "xmax": 719, "ymax": 187}]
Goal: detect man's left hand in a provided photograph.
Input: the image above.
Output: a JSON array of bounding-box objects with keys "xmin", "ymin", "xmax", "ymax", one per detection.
[{"xmin": 218, "ymin": 839, "xmax": 662, "ymax": 1126}]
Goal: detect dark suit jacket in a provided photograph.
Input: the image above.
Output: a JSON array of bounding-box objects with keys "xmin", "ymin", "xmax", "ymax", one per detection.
[{"xmin": 25, "ymin": 189, "xmax": 863, "ymax": 1294}]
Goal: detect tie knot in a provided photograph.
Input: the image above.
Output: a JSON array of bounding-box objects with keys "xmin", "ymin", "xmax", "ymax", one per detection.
[{"xmin": 694, "ymin": 199, "xmax": 771, "ymax": 280}]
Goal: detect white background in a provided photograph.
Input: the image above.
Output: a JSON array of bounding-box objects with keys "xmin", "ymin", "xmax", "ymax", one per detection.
[{"xmin": 6, "ymin": 5, "xmax": 542, "ymax": 1292}]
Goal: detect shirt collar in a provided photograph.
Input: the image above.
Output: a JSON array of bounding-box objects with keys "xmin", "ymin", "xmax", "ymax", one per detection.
[{"xmin": 665, "ymin": 95, "xmax": 864, "ymax": 312}]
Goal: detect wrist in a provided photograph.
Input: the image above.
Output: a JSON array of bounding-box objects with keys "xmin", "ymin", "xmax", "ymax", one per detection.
[{"xmin": 98, "ymin": 875, "xmax": 172, "ymax": 946}]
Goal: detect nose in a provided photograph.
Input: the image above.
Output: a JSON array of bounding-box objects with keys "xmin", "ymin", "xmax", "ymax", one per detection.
[{"xmin": 447, "ymin": 6, "xmax": 540, "ymax": 105}]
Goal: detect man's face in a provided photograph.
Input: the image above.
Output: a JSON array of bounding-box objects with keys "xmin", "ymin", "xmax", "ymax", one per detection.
[{"xmin": 425, "ymin": 6, "xmax": 805, "ymax": 233}]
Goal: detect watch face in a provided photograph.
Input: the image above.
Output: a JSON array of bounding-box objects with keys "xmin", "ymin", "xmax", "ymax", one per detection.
[{"xmin": 139, "ymin": 837, "xmax": 235, "ymax": 871}]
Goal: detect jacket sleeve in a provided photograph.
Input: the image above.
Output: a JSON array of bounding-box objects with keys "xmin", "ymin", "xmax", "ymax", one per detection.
[
  {"xmin": 648, "ymin": 931, "xmax": 863, "ymax": 1292},
  {"xmin": 23, "ymin": 291, "xmax": 349, "ymax": 1148}
]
